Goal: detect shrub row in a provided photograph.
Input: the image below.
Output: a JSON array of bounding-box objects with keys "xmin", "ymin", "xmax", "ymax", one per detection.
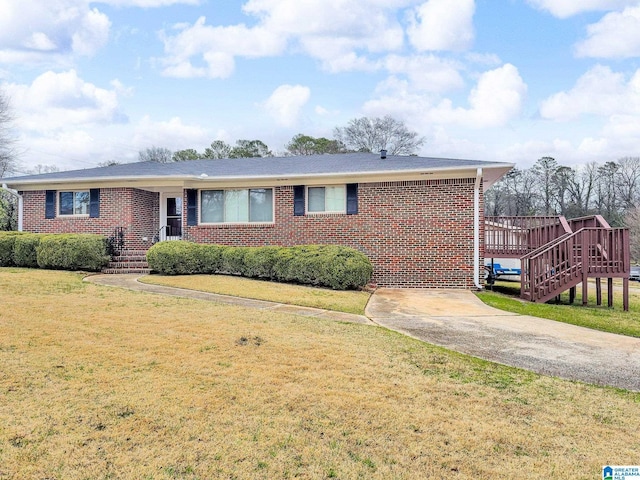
[
  {"xmin": 0, "ymin": 231, "xmax": 110, "ymax": 271},
  {"xmin": 146, "ymin": 242, "xmax": 373, "ymax": 290}
]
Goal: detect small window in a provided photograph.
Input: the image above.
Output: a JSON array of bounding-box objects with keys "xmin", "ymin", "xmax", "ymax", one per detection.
[
  {"xmin": 307, "ymin": 186, "xmax": 346, "ymax": 213},
  {"xmin": 200, "ymin": 188, "xmax": 273, "ymax": 224},
  {"xmin": 59, "ymin": 191, "xmax": 90, "ymax": 216}
]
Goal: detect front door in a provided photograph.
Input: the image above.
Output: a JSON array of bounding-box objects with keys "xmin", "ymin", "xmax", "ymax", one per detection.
[{"xmin": 162, "ymin": 195, "xmax": 182, "ymax": 240}]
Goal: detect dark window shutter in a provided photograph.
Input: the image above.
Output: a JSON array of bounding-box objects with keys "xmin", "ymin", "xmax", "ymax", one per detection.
[
  {"xmin": 346, "ymin": 183, "xmax": 358, "ymax": 215},
  {"xmin": 45, "ymin": 190, "xmax": 56, "ymax": 219},
  {"xmin": 293, "ymin": 186, "xmax": 305, "ymax": 216},
  {"xmin": 186, "ymin": 189, "xmax": 198, "ymax": 226},
  {"xmin": 89, "ymin": 189, "xmax": 100, "ymax": 218}
]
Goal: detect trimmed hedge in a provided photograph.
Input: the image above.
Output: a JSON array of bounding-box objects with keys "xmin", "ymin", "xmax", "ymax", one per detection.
[
  {"xmin": 147, "ymin": 242, "xmax": 373, "ymax": 290},
  {"xmin": 36, "ymin": 234, "xmax": 110, "ymax": 271},
  {"xmin": 1, "ymin": 231, "xmax": 110, "ymax": 271},
  {"xmin": 13, "ymin": 233, "xmax": 41, "ymax": 268},
  {"xmin": 0, "ymin": 231, "xmax": 24, "ymax": 267}
]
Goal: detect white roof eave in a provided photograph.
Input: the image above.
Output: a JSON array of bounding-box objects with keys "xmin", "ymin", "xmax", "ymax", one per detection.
[{"xmin": 7, "ymin": 163, "xmax": 514, "ymax": 191}]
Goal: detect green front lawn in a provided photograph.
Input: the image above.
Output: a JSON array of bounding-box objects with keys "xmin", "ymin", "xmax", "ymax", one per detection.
[
  {"xmin": 476, "ymin": 281, "xmax": 640, "ymax": 338},
  {"xmin": 1, "ymin": 268, "xmax": 639, "ymax": 479},
  {"xmin": 140, "ymin": 273, "xmax": 371, "ymax": 315}
]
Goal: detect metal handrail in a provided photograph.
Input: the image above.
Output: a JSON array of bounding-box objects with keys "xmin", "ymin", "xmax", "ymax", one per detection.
[{"xmin": 106, "ymin": 226, "xmax": 125, "ymax": 256}]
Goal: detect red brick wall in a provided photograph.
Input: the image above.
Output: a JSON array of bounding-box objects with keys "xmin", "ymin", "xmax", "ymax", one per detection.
[
  {"xmin": 184, "ymin": 179, "xmax": 480, "ymax": 288},
  {"xmin": 20, "ymin": 180, "xmax": 482, "ymax": 287},
  {"xmin": 20, "ymin": 188, "xmax": 159, "ymax": 251}
]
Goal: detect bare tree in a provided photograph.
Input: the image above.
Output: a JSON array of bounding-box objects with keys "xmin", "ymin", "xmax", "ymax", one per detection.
[
  {"xmin": 139, "ymin": 146, "xmax": 173, "ymax": 163},
  {"xmin": 625, "ymin": 207, "xmax": 640, "ymax": 262},
  {"xmin": 564, "ymin": 162, "xmax": 598, "ymax": 217},
  {"xmin": 594, "ymin": 161, "xmax": 622, "ymax": 225},
  {"xmin": 0, "ymin": 89, "xmax": 18, "ymax": 230},
  {"xmin": 0, "ymin": 89, "xmax": 18, "ymax": 178},
  {"xmin": 531, "ymin": 156, "xmax": 559, "ymax": 214},
  {"xmin": 333, "ymin": 116, "xmax": 425, "ymax": 155},
  {"xmin": 615, "ymin": 156, "xmax": 640, "ymax": 210},
  {"xmin": 28, "ymin": 164, "xmax": 61, "ymax": 174}
]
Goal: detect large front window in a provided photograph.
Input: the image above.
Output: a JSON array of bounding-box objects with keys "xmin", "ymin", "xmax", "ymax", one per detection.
[
  {"xmin": 200, "ymin": 188, "xmax": 273, "ymax": 223},
  {"xmin": 59, "ymin": 191, "xmax": 90, "ymax": 216},
  {"xmin": 307, "ymin": 186, "xmax": 346, "ymax": 213}
]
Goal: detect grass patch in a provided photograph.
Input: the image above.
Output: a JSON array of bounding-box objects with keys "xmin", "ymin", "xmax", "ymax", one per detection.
[
  {"xmin": 477, "ymin": 280, "xmax": 640, "ymax": 337},
  {"xmin": 1, "ymin": 268, "xmax": 640, "ymax": 478},
  {"xmin": 140, "ymin": 273, "xmax": 371, "ymax": 315}
]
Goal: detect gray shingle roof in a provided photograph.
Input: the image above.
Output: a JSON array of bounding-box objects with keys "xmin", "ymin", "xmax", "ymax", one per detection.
[{"xmin": 4, "ymin": 153, "xmax": 510, "ymax": 184}]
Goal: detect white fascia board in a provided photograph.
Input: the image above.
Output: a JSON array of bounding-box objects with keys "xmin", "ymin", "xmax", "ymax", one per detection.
[{"xmin": 7, "ymin": 163, "xmax": 514, "ymax": 191}]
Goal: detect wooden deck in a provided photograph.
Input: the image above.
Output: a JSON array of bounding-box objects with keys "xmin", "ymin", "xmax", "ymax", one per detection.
[{"xmin": 485, "ymin": 215, "xmax": 630, "ymax": 310}]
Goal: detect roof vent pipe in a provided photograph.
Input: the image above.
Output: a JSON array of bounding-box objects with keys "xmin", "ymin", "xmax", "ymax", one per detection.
[{"xmin": 380, "ymin": 149, "xmax": 387, "ymax": 159}]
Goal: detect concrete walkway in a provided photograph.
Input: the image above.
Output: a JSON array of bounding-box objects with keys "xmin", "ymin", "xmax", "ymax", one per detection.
[
  {"xmin": 85, "ymin": 274, "xmax": 373, "ymax": 325},
  {"xmin": 86, "ymin": 275, "xmax": 640, "ymax": 391},
  {"xmin": 366, "ymin": 288, "xmax": 640, "ymax": 391}
]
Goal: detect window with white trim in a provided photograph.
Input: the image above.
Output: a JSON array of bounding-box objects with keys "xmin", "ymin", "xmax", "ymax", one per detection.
[
  {"xmin": 59, "ymin": 191, "xmax": 90, "ymax": 216},
  {"xmin": 200, "ymin": 188, "xmax": 273, "ymax": 223},
  {"xmin": 307, "ymin": 185, "xmax": 346, "ymax": 213}
]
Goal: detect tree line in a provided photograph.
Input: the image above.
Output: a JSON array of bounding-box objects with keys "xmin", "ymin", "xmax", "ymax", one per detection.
[
  {"xmin": 137, "ymin": 116, "xmax": 425, "ymax": 163},
  {"xmin": 485, "ymin": 156, "xmax": 640, "ymax": 260},
  {"xmin": 485, "ymin": 156, "xmax": 640, "ymax": 225}
]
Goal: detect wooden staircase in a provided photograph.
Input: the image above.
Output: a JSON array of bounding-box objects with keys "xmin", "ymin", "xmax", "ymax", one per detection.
[
  {"xmin": 102, "ymin": 249, "xmax": 150, "ymax": 274},
  {"xmin": 486, "ymin": 215, "xmax": 630, "ymax": 310}
]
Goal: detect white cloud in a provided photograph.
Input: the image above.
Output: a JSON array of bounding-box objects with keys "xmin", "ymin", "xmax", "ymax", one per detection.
[
  {"xmin": 102, "ymin": 0, "xmax": 200, "ymax": 6},
  {"xmin": 133, "ymin": 115, "xmax": 209, "ymax": 151},
  {"xmin": 364, "ymin": 64, "xmax": 527, "ymax": 131},
  {"xmin": 382, "ymin": 54, "xmax": 464, "ymax": 92},
  {"xmin": 0, "ymin": 0, "xmax": 110, "ymax": 64},
  {"xmin": 159, "ymin": 17, "xmax": 285, "ymax": 78},
  {"xmin": 525, "ymin": 0, "xmax": 637, "ymax": 18},
  {"xmin": 407, "ymin": 0, "xmax": 475, "ymax": 51},
  {"xmin": 159, "ymin": 1, "xmax": 409, "ymax": 78},
  {"xmin": 575, "ymin": 6, "xmax": 640, "ymax": 58},
  {"xmin": 263, "ymin": 84, "xmax": 311, "ymax": 127},
  {"xmin": 3, "ymin": 70, "xmax": 127, "ymax": 132},
  {"xmin": 430, "ymin": 63, "xmax": 527, "ymax": 128},
  {"xmin": 539, "ymin": 65, "xmax": 640, "ymax": 120}
]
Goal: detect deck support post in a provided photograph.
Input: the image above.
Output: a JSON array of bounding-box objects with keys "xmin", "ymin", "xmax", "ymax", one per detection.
[
  {"xmin": 623, "ymin": 278, "xmax": 629, "ymax": 312},
  {"xmin": 595, "ymin": 278, "xmax": 602, "ymax": 306},
  {"xmin": 569, "ymin": 287, "xmax": 575, "ymax": 304},
  {"xmin": 607, "ymin": 278, "xmax": 614, "ymax": 307}
]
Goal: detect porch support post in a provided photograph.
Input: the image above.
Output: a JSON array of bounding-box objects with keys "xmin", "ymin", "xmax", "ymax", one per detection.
[
  {"xmin": 623, "ymin": 278, "xmax": 629, "ymax": 311},
  {"xmin": 607, "ymin": 278, "xmax": 613, "ymax": 307},
  {"xmin": 582, "ymin": 270, "xmax": 588, "ymax": 306},
  {"xmin": 595, "ymin": 278, "xmax": 602, "ymax": 306},
  {"xmin": 473, "ymin": 168, "xmax": 483, "ymax": 290}
]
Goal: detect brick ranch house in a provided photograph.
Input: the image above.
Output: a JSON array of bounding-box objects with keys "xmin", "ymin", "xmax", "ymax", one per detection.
[{"xmin": 3, "ymin": 152, "xmax": 513, "ymax": 288}]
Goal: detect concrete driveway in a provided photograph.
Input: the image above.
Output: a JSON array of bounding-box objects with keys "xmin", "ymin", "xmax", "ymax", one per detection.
[{"xmin": 366, "ymin": 288, "xmax": 640, "ymax": 391}]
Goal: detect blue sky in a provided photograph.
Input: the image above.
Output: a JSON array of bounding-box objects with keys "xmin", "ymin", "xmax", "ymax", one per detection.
[{"xmin": 2, "ymin": 0, "xmax": 640, "ymax": 172}]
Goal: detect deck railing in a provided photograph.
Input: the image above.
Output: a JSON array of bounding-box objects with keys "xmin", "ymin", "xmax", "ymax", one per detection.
[
  {"xmin": 521, "ymin": 226, "xmax": 629, "ymax": 305},
  {"xmin": 485, "ymin": 216, "xmax": 571, "ymax": 257},
  {"xmin": 486, "ymin": 215, "xmax": 630, "ymax": 309}
]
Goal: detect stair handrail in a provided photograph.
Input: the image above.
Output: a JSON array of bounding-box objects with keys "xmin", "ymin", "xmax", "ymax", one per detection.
[
  {"xmin": 152, "ymin": 225, "xmax": 169, "ymax": 244},
  {"xmin": 106, "ymin": 226, "xmax": 125, "ymax": 256},
  {"xmin": 520, "ymin": 231, "xmax": 574, "ymax": 299},
  {"xmin": 568, "ymin": 214, "xmax": 610, "ymax": 231},
  {"xmin": 521, "ymin": 225, "xmax": 629, "ymax": 302}
]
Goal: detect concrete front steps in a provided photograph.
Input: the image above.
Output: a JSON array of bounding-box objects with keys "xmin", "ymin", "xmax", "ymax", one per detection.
[{"xmin": 102, "ymin": 249, "xmax": 151, "ymax": 274}]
